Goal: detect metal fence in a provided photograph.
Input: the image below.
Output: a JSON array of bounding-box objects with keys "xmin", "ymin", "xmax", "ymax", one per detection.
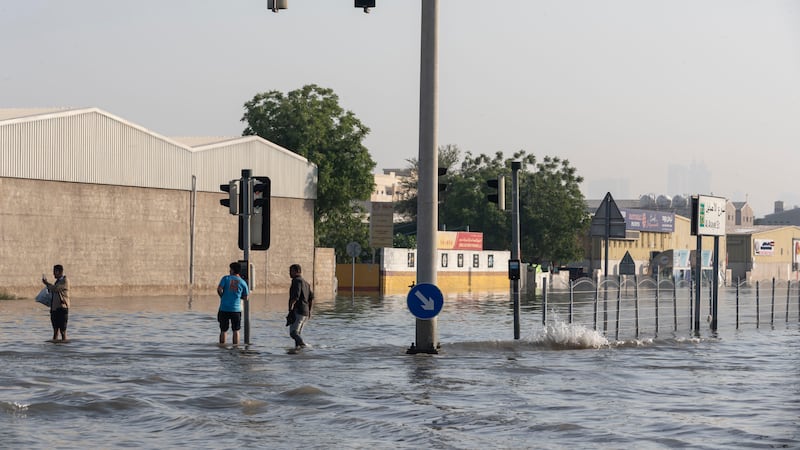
[{"xmin": 539, "ymin": 276, "xmax": 800, "ymax": 340}]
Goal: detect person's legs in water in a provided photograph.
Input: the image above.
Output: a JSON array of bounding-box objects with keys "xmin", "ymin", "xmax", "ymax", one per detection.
[
  {"xmin": 218, "ymin": 311, "xmax": 229, "ymax": 344},
  {"xmin": 231, "ymin": 312, "xmax": 241, "ymax": 346},
  {"xmin": 289, "ymin": 314, "xmax": 308, "ymax": 348}
]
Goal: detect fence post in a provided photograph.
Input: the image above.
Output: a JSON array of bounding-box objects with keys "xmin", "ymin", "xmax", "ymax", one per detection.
[
  {"xmin": 672, "ymin": 275, "xmax": 678, "ymax": 331},
  {"xmin": 542, "ymin": 278, "xmax": 548, "ymax": 326},
  {"xmin": 771, "ymin": 277, "xmax": 775, "ymax": 326},
  {"xmin": 736, "ymin": 278, "xmax": 740, "ymax": 329},
  {"xmin": 689, "ymin": 277, "xmax": 694, "ymax": 331},
  {"xmin": 634, "ymin": 274, "xmax": 640, "ymax": 339},
  {"xmin": 569, "ymin": 279, "xmax": 574, "ymax": 324},
  {"xmin": 756, "ymin": 280, "xmax": 760, "ymax": 328},
  {"xmin": 786, "ymin": 280, "xmax": 790, "ymax": 323},
  {"xmin": 655, "ymin": 272, "xmax": 660, "ymax": 335},
  {"xmin": 615, "ymin": 275, "xmax": 622, "ymax": 341},
  {"xmin": 593, "ymin": 276, "xmax": 599, "ymax": 330}
]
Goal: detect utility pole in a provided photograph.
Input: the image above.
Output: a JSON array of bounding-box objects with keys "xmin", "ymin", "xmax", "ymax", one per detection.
[{"xmin": 411, "ymin": 0, "xmax": 439, "ymax": 354}]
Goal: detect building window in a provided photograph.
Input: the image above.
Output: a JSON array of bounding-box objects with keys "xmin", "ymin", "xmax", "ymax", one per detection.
[
  {"xmin": 488, "ymin": 254, "xmax": 494, "ymax": 268},
  {"xmin": 473, "ymin": 254, "xmax": 480, "ymax": 268},
  {"xmin": 407, "ymin": 253, "xmax": 415, "ymax": 268},
  {"xmin": 441, "ymin": 253, "xmax": 449, "ymax": 268},
  {"xmin": 457, "ymin": 253, "xmax": 464, "ymax": 268}
]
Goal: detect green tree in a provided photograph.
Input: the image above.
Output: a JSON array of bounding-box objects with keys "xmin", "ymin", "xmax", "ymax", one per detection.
[
  {"xmin": 241, "ymin": 85, "xmax": 376, "ymax": 255},
  {"xmin": 519, "ymin": 154, "xmax": 589, "ymax": 265},
  {"xmin": 399, "ymin": 148, "xmax": 589, "ymax": 265}
]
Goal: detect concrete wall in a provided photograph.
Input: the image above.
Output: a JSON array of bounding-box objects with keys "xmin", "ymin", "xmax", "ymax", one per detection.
[{"xmin": 0, "ymin": 177, "xmax": 321, "ymax": 298}]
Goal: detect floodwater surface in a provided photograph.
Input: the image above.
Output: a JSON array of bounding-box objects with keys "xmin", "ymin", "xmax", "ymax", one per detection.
[{"xmin": 1, "ymin": 290, "xmax": 798, "ymax": 449}]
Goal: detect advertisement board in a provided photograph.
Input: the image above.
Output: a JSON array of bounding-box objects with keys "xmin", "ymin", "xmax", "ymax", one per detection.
[
  {"xmin": 620, "ymin": 208, "xmax": 675, "ymax": 233},
  {"xmin": 754, "ymin": 239, "xmax": 775, "ymax": 256},
  {"xmin": 437, "ymin": 231, "xmax": 483, "ymax": 250},
  {"xmin": 794, "ymin": 239, "xmax": 800, "ymax": 270}
]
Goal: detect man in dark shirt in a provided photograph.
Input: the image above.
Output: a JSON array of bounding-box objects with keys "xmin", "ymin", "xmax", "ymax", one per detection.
[
  {"xmin": 42, "ymin": 264, "xmax": 70, "ymax": 341},
  {"xmin": 287, "ymin": 264, "xmax": 314, "ymax": 349}
]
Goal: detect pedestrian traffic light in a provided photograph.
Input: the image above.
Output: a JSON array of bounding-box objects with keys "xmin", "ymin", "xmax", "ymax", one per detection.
[
  {"xmin": 251, "ymin": 176, "xmax": 271, "ymax": 251},
  {"xmin": 487, "ymin": 175, "xmax": 505, "ymax": 210},
  {"xmin": 219, "ymin": 181, "xmax": 239, "ymax": 215}
]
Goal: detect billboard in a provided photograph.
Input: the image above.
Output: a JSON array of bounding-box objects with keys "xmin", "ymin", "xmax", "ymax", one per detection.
[
  {"xmin": 620, "ymin": 208, "xmax": 675, "ymax": 233},
  {"xmin": 437, "ymin": 231, "xmax": 483, "ymax": 250}
]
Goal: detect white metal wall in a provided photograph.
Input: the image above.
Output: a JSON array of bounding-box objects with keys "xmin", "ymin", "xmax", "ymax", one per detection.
[
  {"xmin": 0, "ymin": 108, "xmax": 317, "ymax": 199},
  {"xmin": 192, "ymin": 137, "xmax": 317, "ymax": 199}
]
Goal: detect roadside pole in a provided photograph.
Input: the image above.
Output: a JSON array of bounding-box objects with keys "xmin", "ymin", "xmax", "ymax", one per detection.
[
  {"xmin": 410, "ymin": 0, "xmax": 439, "ymax": 354},
  {"xmin": 241, "ymin": 169, "xmax": 252, "ymax": 346},
  {"xmin": 511, "ymin": 162, "xmax": 521, "ymax": 339}
]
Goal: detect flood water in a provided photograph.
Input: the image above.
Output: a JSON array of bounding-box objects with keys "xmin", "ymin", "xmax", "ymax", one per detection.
[{"xmin": 1, "ymin": 289, "xmax": 798, "ymax": 449}]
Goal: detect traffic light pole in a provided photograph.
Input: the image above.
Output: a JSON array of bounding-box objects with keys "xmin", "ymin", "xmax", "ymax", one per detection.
[
  {"xmin": 511, "ymin": 162, "xmax": 521, "ymax": 339},
  {"xmin": 241, "ymin": 169, "xmax": 252, "ymax": 346},
  {"xmin": 410, "ymin": 0, "xmax": 439, "ymax": 355}
]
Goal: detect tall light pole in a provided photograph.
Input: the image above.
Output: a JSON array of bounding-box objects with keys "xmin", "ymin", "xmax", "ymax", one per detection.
[{"xmin": 412, "ymin": 0, "xmax": 440, "ymax": 354}]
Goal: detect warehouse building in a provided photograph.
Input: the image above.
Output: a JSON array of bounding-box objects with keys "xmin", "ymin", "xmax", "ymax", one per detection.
[{"xmin": 0, "ymin": 107, "xmax": 333, "ymax": 299}]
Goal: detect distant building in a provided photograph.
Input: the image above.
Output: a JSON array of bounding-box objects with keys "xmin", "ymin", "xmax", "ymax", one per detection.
[
  {"xmin": 727, "ymin": 201, "xmax": 755, "ymax": 229},
  {"xmin": 582, "ymin": 195, "xmax": 765, "ymax": 282},
  {"xmin": 757, "ymin": 200, "xmax": 800, "ymax": 226}
]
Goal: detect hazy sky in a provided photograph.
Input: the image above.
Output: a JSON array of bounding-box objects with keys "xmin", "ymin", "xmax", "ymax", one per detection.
[{"xmin": 3, "ymin": 0, "xmax": 799, "ymax": 216}]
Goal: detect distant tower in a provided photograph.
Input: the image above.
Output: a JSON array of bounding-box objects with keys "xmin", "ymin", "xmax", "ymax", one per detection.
[
  {"xmin": 667, "ymin": 164, "xmax": 688, "ymax": 194},
  {"xmin": 774, "ymin": 201, "xmax": 784, "ymax": 214}
]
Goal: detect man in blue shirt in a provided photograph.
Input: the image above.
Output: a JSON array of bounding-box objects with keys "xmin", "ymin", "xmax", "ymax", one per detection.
[{"xmin": 217, "ymin": 262, "xmax": 250, "ymax": 345}]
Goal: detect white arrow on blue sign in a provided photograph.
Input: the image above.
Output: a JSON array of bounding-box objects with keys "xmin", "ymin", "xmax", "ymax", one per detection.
[{"xmin": 407, "ymin": 283, "xmax": 444, "ymax": 319}]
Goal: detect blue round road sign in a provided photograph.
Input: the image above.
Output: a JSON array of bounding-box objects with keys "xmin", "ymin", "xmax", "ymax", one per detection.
[{"xmin": 407, "ymin": 283, "xmax": 444, "ymax": 319}]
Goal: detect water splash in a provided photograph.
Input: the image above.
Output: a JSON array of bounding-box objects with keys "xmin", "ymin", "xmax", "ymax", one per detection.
[{"xmin": 533, "ymin": 315, "xmax": 610, "ymax": 349}]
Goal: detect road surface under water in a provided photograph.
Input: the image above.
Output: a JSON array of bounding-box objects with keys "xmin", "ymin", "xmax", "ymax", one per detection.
[{"xmin": 1, "ymin": 290, "xmax": 798, "ymax": 448}]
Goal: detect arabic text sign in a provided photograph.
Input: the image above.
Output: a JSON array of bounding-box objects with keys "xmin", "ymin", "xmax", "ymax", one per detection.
[{"xmin": 696, "ymin": 195, "xmax": 727, "ymax": 236}]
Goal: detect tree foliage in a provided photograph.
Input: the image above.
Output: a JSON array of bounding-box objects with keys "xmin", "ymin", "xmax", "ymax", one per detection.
[
  {"xmin": 241, "ymin": 85, "xmax": 376, "ymax": 254},
  {"xmin": 399, "ymin": 146, "xmax": 589, "ymax": 266}
]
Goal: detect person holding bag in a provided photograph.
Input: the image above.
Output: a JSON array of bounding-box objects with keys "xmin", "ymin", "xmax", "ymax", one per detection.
[{"xmin": 42, "ymin": 264, "xmax": 70, "ymax": 341}]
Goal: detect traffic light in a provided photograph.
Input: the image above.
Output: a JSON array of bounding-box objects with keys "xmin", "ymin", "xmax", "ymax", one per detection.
[
  {"xmin": 355, "ymin": 0, "xmax": 375, "ymax": 13},
  {"xmin": 219, "ymin": 181, "xmax": 239, "ymax": 215},
  {"xmin": 251, "ymin": 177, "xmax": 271, "ymax": 250},
  {"xmin": 438, "ymin": 167, "xmax": 448, "ymax": 193},
  {"xmin": 487, "ymin": 175, "xmax": 505, "ymax": 210},
  {"xmin": 268, "ymin": 0, "xmax": 287, "ymax": 12}
]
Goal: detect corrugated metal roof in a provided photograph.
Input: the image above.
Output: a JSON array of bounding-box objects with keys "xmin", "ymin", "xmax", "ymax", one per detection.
[
  {"xmin": 171, "ymin": 136, "xmax": 241, "ymax": 147},
  {"xmin": 728, "ymin": 225, "xmax": 788, "ymax": 235},
  {"xmin": 0, "ymin": 107, "xmax": 71, "ymax": 121},
  {"xmin": 0, "ymin": 108, "xmax": 316, "ymax": 199}
]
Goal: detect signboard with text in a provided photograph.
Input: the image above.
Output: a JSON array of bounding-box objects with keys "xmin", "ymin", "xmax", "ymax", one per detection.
[
  {"xmin": 620, "ymin": 208, "xmax": 675, "ymax": 233},
  {"xmin": 370, "ymin": 202, "xmax": 395, "ymax": 248},
  {"xmin": 437, "ymin": 231, "xmax": 483, "ymax": 250},
  {"xmin": 754, "ymin": 239, "xmax": 775, "ymax": 256},
  {"xmin": 692, "ymin": 195, "xmax": 727, "ymax": 236}
]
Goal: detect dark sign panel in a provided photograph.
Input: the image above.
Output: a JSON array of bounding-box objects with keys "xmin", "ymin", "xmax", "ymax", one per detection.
[{"xmin": 620, "ymin": 208, "xmax": 675, "ymax": 233}]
